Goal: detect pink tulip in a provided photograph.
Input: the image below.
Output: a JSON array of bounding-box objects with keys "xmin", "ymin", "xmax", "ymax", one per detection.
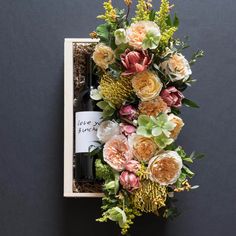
[
  {"xmin": 121, "ymin": 49, "xmax": 153, "ymax": 76},
  {"xmin": 120, "ymin": 123, "xmax": 136, "ymax": 136},
  {"xmin": 119, "ymin": 171, "xmax": 140, "ymax": 191},
  {"xmin": 160, "ymin": 86, "xmax": 184, "ymax": 108},
  {"xmin": 119, "ymin": 105, "xmax": 137, "ymax": 121},
  {"xmin": 125, "ymin": 160, "xmax": 141, "ymax": 174}
]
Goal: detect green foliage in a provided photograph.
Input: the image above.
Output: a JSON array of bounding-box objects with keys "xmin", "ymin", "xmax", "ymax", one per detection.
[
  {"xmin": 95, "ymin": 159, "xmax": 114, "ymax": 181},
  {"xmin": 96, "ymin": 100, "xmax": 116, "ymax": 118},
  {"xmin": 189, "ymin": 50, "xmax": 205, "ymax": 65},
  {"xmin": 182, "ymin": 98, "xmax": 199, "ymax": 108},
  {"xmin": 96, "ymin": 23, "xmax": 116, "ymax": 49}
]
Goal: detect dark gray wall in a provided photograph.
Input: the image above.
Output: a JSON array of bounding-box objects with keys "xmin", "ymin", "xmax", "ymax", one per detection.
[{"xmin": 0, "ymin": 0, "xmax": 236, "ymax": 235}]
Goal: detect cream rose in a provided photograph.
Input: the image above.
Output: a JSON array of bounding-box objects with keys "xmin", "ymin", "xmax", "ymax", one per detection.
[
  {"xmin": 148, "ymin": 151, "xmax": 183, "ymax": 186},
  {"xmin": 129, "ymin": 134, "xmax": 158, "ymax": 162},
  {"xmin": 132, "ymin": 70, "xmax": 163, "ymax": 101},
  {"xmin": 160, "ymin": 52, "xmax": 192, "ymax": 81},
  {"xmin": 97, "ymin": 120, "xmax": 120, "ymax": 143},
  {"xmin": 169, "ymin": 114, "xmax": 184, "ymax": 139},
  {"xmin": 126, "ymin": 21, "xmax": 161, "ymax": 50},
  {"xmin": 92, "ymin": 43, "xmax": 115, "ymax": 69}
]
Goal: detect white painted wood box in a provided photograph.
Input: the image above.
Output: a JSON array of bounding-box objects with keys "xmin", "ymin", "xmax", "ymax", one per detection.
[{"xmin": 64, "ymin": 38, "xmax": 103, "ymax": 198}]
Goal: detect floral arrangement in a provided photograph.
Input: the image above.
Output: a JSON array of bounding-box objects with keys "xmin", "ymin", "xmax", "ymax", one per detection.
[{"xmin": 89, "ymin": 0, "xmax": 204, "ymax": 234}]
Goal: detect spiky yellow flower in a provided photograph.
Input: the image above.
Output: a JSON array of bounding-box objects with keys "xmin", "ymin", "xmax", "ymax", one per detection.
[
  {"xmin": 97, "ymin": 0, "xmax": 117, "ymax": 23},
  {"xmin": 155, "ymin": 0, "xmax": 171, "ymax": 32},
  {"xmin": 174, "ymin": 180, "xmax": 192, "ymax": 192},
  {"xmin": 132, "ymin": 180, "xmax": 167, "ymax": 213},
  {"xmin": 132, "ymin": 0, "xmax": 152, "ymax": 22},
  {"xmin": 159, "ymin": 27, "xmax": 177, "ymax": 47},
  {"xmin": 100, "ymin": 73, "xmax": 134, "ymax": 107}
]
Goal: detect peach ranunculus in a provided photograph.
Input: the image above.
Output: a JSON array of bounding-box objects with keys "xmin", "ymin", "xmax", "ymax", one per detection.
[
  {"xmin": 129, "ymin": 134, "xmax": 158, "ymax": 162},
  {"xmin": 148, "ymin": 151, "xmax": 183, "ymax": 186},
  {"xmin": 132, "ymin": 70, "xmax": 163, "ymax": 101},
  {"xmin": 169, "ymin": 114, "xmax": 184, "ymax": 139},
  {"xmin": 103, "ymin": 135, "xmax": 133, "ymax": 171},
  {"xmin": 126, "ymin": 21, "xmax": 161, "ymax": 50},
  {"xmin": 160, "ymin": 52, "xmax": 192, "ymax": 82},
  {"xmin": 92, "ymin": 43, "xmax": 115, "ymax": 70}
]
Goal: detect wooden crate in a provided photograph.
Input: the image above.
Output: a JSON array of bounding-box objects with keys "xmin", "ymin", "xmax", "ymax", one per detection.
[{"xmin": 64, "ymin": 38, "xmax": 103, "ymax": 197}]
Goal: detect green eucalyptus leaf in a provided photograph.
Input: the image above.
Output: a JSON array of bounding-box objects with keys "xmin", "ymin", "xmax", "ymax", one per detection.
[
  {"xmin": 182, "ymin": 165, "xmax": 195, "ymax": 178},
  {"xmin": 97, "ymin": 101, "xmax": 109, "ymax": 110},
  {"xmin": 173, "ymin": 13, "xmax": 180, "ymax": 27},
  {"xmin": 182, "ymin": 98, "xmax": 199, "ymax": 108}
]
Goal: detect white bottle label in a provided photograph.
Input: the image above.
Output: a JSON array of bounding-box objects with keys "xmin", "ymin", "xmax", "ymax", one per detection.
[{"xmin": 75, "ymin": 111, "xmax": 102, "ymax": 153}]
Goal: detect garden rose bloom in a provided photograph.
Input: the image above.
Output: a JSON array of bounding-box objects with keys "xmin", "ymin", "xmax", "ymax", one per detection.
[
  {"xmin": 126, "ymin": 21, "xmax": 161, "ymax": 50},
  {"xmin": 129, "ymin": 134, "xmax": 158, "ymax": 162},
  {"xmin": 97, "ymin": 120, "xmax": 120, "ymax": 143},
  {"xmin": 138, "ymin": 96, "xmax": 170, "ymax": 117},
  {"xmin": 148, "ymin": 151, "xmax": 183, "ymax": 186},
  {"xmin": 120, "ymin": 123, "xmax": 136, "ymax": 136},
  {"xmin": 119, "ymin": 171, "xmax": 140, "ymax": 191},
  {"xmin": 120, "ymin": 49, "xmax": 153, "ymax": 76},
  {"xmin": 160, "ymin": 86, "xmax": 184, "ymax": 108},
  {"xmin": 132, "ymin": 70, "xmax": 163, "ymax": 101},
  {"xmin": 125, "ymin": 160, "xmax": 141, "ymax": 174},
  {"xmin": 92, "ymin": 43, "xmax": 115, "ymax": 69},
  {"xmin": 103, "ymin": 135, "xmax": 133, "ymax": 171},
  {"xmin": 160, "ymin": 53, "xmax": 192, "ymax": 81},
  {"xmin": 169, "ymin": 114, "xmax": 184, "ymax": 139},
  {"xmin": 119, "ymin": 105, "xmax": 137, "ymax": 121}
]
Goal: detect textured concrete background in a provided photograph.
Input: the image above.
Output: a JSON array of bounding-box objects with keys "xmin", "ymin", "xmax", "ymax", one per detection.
[{"xmin": 0, "ymin": 0, "xmax": 236, "ymax": 235}]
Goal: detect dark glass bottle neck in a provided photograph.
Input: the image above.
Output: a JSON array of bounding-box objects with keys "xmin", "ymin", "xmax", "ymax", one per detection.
[{"xmin": 85, "ymin": 53, "xmax": 96, "ymax": 90}]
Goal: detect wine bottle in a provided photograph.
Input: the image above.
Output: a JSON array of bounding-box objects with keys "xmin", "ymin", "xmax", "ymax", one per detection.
[{"xmin": 74, "ymin": 52, "xmax": 102, "ymax": 182}]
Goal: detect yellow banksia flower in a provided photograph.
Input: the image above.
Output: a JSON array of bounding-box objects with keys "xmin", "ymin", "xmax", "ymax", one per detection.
[
  {"xmin": 100, "ymin": 73, "xmax": 134, "ymax": 107},
  {"xmin": 132, "ymin": 179, "xmax": 167, "ymax": 213},
  {"xmin": 97, "ymin": 0, "xmax": 117, "ymax": 23}
]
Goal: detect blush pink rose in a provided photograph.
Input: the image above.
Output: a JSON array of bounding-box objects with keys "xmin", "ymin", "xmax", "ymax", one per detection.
[
  {"xmin": 121, "ymin": 49, "xmax": 153, "ymax": 76},
  {"xmin": 160, "ymin": 86, "xmax": 184, "ymax": 108},
  {"xmin": 120, "ymin": 123, "xmax": 136, "ymax": 136},
  {"xmin": 125, "ymin": 160, "xmax": 141, "ymax": 174},
  {"xmin": 119, "ymin": 171, "xmax": 140, "ymax": 191},
  {"xmin": 119, "ymin": 105, "xmax": 137, "ymax": 121}
]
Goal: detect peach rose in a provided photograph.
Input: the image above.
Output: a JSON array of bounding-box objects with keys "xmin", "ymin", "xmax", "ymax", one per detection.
[
  {"xmin": 160, "ymin": 52, "xmax": 192, "ymax": 81},
  {"xmin": 138, "ymin": 96, "xmax": 170, "ymax": 117},
  {"xmin": 92, "ymin": 43, "xmax": 115, "ymax": 69},
  {"xmin": 103, "ymin": 135, "xmax": 133, "ymax": 171},
  {"xmin": 132, "ymin": 70, "xmax": 163, "ymax": 101},
  {"xmin": 169, "ymin": 114, "xmax": 184, "ymax": 139},
  {"xmin": 126, "ymin": 21, "xmax": 160, "ymax": 50},
  {"xmin": 129, "ymin": 134, "xmax": 158, "ymax": 162},
  {"xmin": 148, "ymin": 151, "xmax": 183, "ymax": 186}
]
